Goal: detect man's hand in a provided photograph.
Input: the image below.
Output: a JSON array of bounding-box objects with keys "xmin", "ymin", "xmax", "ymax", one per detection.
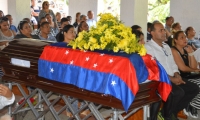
[
  {"xmin": 0, "ymin": 84, "xmax": 12, "ymax": 100},
  {"xmin": 170, "ymin": 77, "xmax": 185, "ymax": 85},
  {"xmin": 169, "ymin": 73, "xmax": 185, "ymax": 85}
]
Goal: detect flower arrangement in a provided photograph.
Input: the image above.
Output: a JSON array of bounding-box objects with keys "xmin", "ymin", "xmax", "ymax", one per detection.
[{"xmin": 68, "ymin": 13, "xmax": 146, "ymax": 56}]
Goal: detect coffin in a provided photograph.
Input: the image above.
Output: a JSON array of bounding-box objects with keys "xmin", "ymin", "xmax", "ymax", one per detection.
[{"xmin": 0, "ymin": 39, "xmax": 160, "ymax": 111}]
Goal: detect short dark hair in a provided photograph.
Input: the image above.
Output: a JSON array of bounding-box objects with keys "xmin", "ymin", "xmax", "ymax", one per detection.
[
  {"xmin": 0, "ymin": 10, "xmax": 4, "ymax": 17},
  {"xmin": 0, "ymin": 17, "xmax": 8, "ymax": 23},
  {"xmin": 185, "ymin": 27, "xmax": 193, "ymax": 37},
  {"xmin": 0, "ymin": 17, "xmax": 9, "ymax": 28},
  {"xmin": 172, "ymin": 22, "xmax": 180, "ymax": 29},
  {"xmin": 165, "ymin": 16, "xmax": 173, "ymax": 21},
  {"xmin": 18, "ymin": 20, "xmax": 29, "ymax": 33},
  {"xmin": 165, "ymin": 16, "xmax": 171, "ymax": 21},
  {"xmin": 61, "ymin": 18, "xmax": 69, "ymax": 24},
  {"xmin": 77, "ymin": 21, "xmax": 87, "ymax": 34},
  {"xmin": 40, "ymin": 21, "xmax": 49, "ymax": 27},
  {"xmin": 131, "ymin": 25, "xmax": 141, "ymax": 31},
  {"xmin": 147, "ymin": 22, "xmax": 152, "ymax": 29},
  {"xmin": 45, "ymin": 13, "xmax": 51, "ymax": 18},
  {"xmin": 5, "ymin": 14, "xmax": 12, "ymax": 18},
  {"xmin": 150, "ymin": 22, "xmax": 161, "ymax": 32},
  {"xmin": 56, "ymin": 25, "xmax": 74, "ymax": 42},
  {"xmin": 80, "ymin": 15, "xmax": 86, "ymax": 20},
  {"xmin": 66, "ymin": 16, "xmax": 72, "ymax": 20},
  {"xmin": 23, "ymin": 18, "xmax": 30, "ymax": 23},
  {"xmin": 132, "ymin": 30, "xmax": 144, "ymax": 42}
]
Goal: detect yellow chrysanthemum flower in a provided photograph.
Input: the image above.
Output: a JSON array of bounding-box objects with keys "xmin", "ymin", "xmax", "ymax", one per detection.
[{"xmin": 68, "ymin": 13, "xmax": 146, "ymax": 56}]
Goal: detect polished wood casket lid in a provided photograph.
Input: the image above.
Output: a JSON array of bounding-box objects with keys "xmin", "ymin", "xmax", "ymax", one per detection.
[{"xmin": 0, "ymin": 39, "xmax": 160, "ymax": 111}]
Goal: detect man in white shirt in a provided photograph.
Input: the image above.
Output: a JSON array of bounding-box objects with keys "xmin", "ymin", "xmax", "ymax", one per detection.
[
  {"xmin": 86, "ymin": 10, "xmax": 96, "ymax": 29},
  {"xmin": 145, "ymin": 22, "xmax": 199, "ymax": 120}
]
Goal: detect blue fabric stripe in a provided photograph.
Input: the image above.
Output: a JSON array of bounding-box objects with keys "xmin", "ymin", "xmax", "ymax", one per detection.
[
  {"xmin": 156, "ymin": 61, "xmax": 171, "ymax": 85},
  {"xmin": 38, "ymin": 59, "xmax": 135, "ymax": 111}
]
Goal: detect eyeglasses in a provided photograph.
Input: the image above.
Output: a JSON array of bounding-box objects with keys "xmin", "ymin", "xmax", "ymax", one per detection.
[
  {"xmin": 45, "ymin": 3, "xmax": 49, "ymax": 6},
  {"xmin": 162, "ymin": 47, "xmax": 168, "ymax": 56}
]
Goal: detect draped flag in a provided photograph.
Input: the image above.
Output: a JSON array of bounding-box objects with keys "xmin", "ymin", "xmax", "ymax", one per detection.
[
  {"xmin": 142, "ymin": 54, "xmax": 172, "ymax": 101},
  {"xmin": 38, "ymin": 43, "xmax": 171, "ymax": 111}
]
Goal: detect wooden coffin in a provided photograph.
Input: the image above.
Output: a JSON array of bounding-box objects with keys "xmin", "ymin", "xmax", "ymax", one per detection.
[{"xmin": 0, "ymin": 39, "xmax": 160, "ymax": 111}]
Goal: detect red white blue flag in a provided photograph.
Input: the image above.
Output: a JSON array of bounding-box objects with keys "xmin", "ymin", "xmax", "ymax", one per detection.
[
  {"xmin": 38, "ymin": 42, "xmax": 171, "ymax": 111},
  {"xmin": 142, "ymin": 54, "xmax": 172, "ymax": 101}
]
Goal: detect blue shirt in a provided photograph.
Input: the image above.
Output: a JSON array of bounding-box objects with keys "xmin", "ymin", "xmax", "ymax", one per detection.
[
  {"xmin": 39, "ymin": 34, "xmax": 56, "ymax": 42},
  {"xmin": 188, "ymin": 39, "xmax": 200, "ymax": 49},
  {"xmin": 10, "ymin": 25, "xmax": 18, "ymax": 33}
]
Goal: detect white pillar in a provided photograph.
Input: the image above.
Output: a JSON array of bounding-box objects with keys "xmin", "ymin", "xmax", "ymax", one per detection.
[
  {"xmin": 7, "ymin": 0, "xmax": 30, "ymax": 27},
  {"xmin": 68, "ymin": 0, "xmax": 98, "ymax": 22},
  {"xmin": 170, "ymin": 0, "xmax": 200, "ymax": 38},
  {"xmin": 120, "ymin": 0, "xmax": 148, "ymax": 40},
  {"xmin": 0, "ymin": 0, "xmax": 8, "ymax": 15}
]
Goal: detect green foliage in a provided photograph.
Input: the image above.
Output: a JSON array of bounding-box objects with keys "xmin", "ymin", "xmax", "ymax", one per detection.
[{"xmin": 148, "ymin": 0, "xmax": 170, "ymax": 23}]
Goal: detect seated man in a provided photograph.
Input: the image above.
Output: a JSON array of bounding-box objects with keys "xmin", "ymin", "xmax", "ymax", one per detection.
[
  {"xmin": 5, "ymin": 14, "xmax": 18, "ymax": 33},
  {"xmin": 145, "ymin": 22, "xmax": 199, "ymax": 120}
]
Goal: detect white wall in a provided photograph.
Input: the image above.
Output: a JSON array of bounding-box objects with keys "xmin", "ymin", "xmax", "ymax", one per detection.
[
  {"xmin": 7, "ymin": 0, "xmax": 30, "ymax": 27},
  {"xmin": 0, "ymin": 0, "xmax": 8, "ymax": 15},
  {"xmin": 120, "ymin": 0, "xmax": 148, "ymax": 40},
  {"xmin": 68, "ymin": 0, "xmax": 98, "ymax": 23},
  {"xmin": 170, "ymin": 0, "xmax": 200, "ymax": 38}
]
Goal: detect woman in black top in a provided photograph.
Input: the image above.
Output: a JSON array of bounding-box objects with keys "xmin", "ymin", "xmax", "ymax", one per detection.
[
  {"xmin": 14, "ymin": 20, "xmax": 40, "ymax": 39},
  {"xmin": 171, "ymin": 31, "xmax": 200, "ymax": 118}
]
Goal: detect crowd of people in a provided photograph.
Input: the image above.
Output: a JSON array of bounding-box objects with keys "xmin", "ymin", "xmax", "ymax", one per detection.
[
  {"xmin": 131, "ymin": 16, "xmax": 200, "ymax": 120},
  {"xmin": 0, "ymin": 1, "xmax": 200, "ymax": 120},
  {"xmin": 0, "ymin": 1, "xmax": 95, "ymax": 43}
]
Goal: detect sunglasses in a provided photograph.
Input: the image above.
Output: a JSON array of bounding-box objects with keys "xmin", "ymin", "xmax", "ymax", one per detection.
[{"xmin": 162, "ymin": 47, "xmax": 168, "ymax": 56}]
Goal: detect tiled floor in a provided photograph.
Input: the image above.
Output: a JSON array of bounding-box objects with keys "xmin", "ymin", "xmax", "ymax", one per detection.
[
  {"xmin": 0, "ymin": 91, "xmax": 198, "ymax": 120},
  {"xmin": 1, "ymin": 104, "xmax": 200, "ymax": 120},
  {"xmin": 179, "ymin": 111, "xmax": 200, "ymax": 120}
]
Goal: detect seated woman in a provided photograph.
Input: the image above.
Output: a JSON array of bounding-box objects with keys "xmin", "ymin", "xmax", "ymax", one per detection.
[
  {"xmin": 38, "ymin": 21, "xmax": 56, "ymax": 42},
  {"xmin": 23, "ymin": 17, "xmax": 36, "ymax": 35},
  {"xmin": 0, "ymin": 10, "xmax": 4, "ymax": 19},
  {"xmin": 35, "ymin": 17, "xmax": 47, "ymax": 35},
  {"xmin": 14, "ymin": 20, "xmax": 40, "ymax": 39},
  {"xmin": 55, "ymin": 12, "xmax": 61, "ymax": 29},
  {"xmin": 185, "ymin": 26, "xmax": 200, "ymax": 51},
  {"xmin": 77, "ymin": 21, "xmax": 89, "ymax": 36},
  {"xmin": 45, "ymin": 14, "xmax": 59, "ymax": 37},
  {"xmin": 166, "ymin": 22, "xmax": 182, "ymax": 47},
  {"xmin": 55, "ymin": 18, "xmax": 70, "ymax": 41},
  {"xmin": 171, "ymin": 30, "xmax": 200, "ymax": 118},
  {"xmin": 54, "ymin": 24, "xmax": 76, "ymax": 44},
  {"xmin": 60, "ymin": 18, "xmax": 69, "ymax": 31},
  {"xmin": 131, "ymin": 30, "xmax": 145, "ymax": 45},
  {"xmin": 0, "ymin": 17, "xmax": 16, "ymax": 41}
]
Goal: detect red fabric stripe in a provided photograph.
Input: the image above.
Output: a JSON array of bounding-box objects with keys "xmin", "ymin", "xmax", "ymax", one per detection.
[
  {"xmin": 142, "ymin": 54, "xmax": 160, "ymax": 81},
  {"xmin": 40, "ymin": 46, "xmax": 139, "ymax": 95},
  {"xmin": 158, "ymin": 82, "xmax": 171, "ymax": 101}
]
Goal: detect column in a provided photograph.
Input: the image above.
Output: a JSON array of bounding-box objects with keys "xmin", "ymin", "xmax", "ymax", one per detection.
[
  {"xmin": 0, "ymin": 0, "xmax": 8, "ymax": 15},
  {"xmin": 68, "ymin": 0, "xmax": 98, "ymax": 22},
  {"xmin": 120, "ymin": 0, "xmax": 148, "ymax": 40},
  {"xmin": 7, "ymin": 0, "xmax": 30, "ymax": 27}
]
